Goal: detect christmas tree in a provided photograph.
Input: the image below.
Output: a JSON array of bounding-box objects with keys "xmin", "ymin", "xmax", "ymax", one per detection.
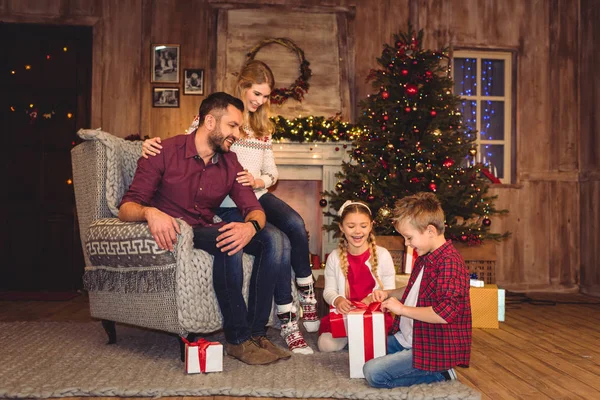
[{"xmin": 323, "ymin": 27, "xmax": 508, "ymax": 245}]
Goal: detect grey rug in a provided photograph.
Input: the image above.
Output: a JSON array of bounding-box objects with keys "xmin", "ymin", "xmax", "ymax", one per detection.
[{"xmin": 0, "ymin": 322, "xmax": 480, "ymax": 399}]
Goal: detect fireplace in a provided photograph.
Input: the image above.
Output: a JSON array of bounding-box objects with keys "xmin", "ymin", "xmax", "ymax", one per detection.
[{"xmin": 270, "ymin": 141, "xmax": 351, "ymax": 259}]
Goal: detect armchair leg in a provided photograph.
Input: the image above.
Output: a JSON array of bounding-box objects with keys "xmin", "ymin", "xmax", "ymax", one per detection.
[
  {"xmin": 179, "ymin": 333, "xmax": 196, "ymax": 362},
  {"xmin": 101, "ymin": 320, "xmax": 117, "ymax": 344}
]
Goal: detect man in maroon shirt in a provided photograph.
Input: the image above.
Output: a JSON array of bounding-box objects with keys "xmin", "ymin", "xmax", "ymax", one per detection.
[{"xmin": 119, "ymin": 92, "xmax": 288, "ymax": 365}]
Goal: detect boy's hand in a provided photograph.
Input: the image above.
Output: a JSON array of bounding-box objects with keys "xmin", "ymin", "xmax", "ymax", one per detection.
[
  {"xmin": 381, "ymin": 297, "xmax": 404, "ymax": 315},
  {"xmin": 333, "ymin": 297, "xmax": 355, "ymax": 314},
  {"xmin": 372, "ymin": 289, "xmax": 389, "ymax": 302}
]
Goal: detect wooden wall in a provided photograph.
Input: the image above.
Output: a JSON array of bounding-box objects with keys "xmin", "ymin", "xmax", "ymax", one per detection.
[{"xmin": 1, "ymin": 0, "xmax": 598, "ymax": 295}]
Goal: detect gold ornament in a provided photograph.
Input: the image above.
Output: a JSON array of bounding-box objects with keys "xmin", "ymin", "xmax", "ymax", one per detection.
[
  {"xmin": 415, "ymin": 162, "xmax": 425, "ymax": 173},
  {"xmin": 378, "ymin": 206, "xmax": 391, "ymax": 218},
  {"xmin": 469, "ymin": 148, "xmax": 477, "ymax": 157},
  {"xmin": 432, "ymin": 129, "xmax": 442, "ymax": 136},
  {"xmin": 386, "ymin": 143, "xmax": 394, "ymax": 151}
]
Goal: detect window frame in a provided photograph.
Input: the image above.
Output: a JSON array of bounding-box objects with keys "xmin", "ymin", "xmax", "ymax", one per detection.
[{"xmin": 452, "ymin": 49, "xmax": 515, "ymax": 184}]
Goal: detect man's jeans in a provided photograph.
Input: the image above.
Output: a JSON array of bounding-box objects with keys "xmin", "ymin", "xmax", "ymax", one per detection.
[
  {"xmin": 363, "ymin": 334, "xmax": 446, "ymax": 388},
  {"xmin": 193, "ymin": 224, "xmax": 285, "ymax": 344},
  {"xmin": 216, "ymin": 200, "xmax": 299, "ymax": 307}
]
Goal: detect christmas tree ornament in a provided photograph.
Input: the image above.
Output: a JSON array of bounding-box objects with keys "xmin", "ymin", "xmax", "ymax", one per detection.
[
  {"xmin": 482, "ymin": 218, "xmax": 491, "ymax": 226},
  {"xmin": 378, "ymin": 207, "xmax": 391, "ymax": 218},
  {"xmin": 442, "ymin": 158, "xmax": 455, "ymax": 168},
  {"xmin": 469, "ymin": 148, "xmax": 477, "ymax": 157},
  {"xmin": 429, "ymin": 182, "xmax": 437, "ymax": 192},
  {"xmin": 386, "ymin": 143, "xmax": 394, "ymax": 151},
  {"xmin": 430, "ymin": 110, "xmax": 437, "ymax": 117},
  {"xmin": 432, "ymin": 129, "xmax": 442, "ymax": 136},
  {"xmin": 381, "ymin": 91, "xmax": 390, "ymax": 100},
  {"xmin": 367, "ymin": 194, "xmax": 376, "ymax": 202},
  {"xmin": 460, "ymin": 234, "xmax": 468, "ymax": 242},
  {"xmin": 401, "ymin": 69, "xmax": 409, "ymax": 76},
  {"xmin": 335, "ymin": 182, "xmax": 343, "ymax": 191},
  {"xmin": 405, "ymin": 83, "xmax": 418, "ymax": 96},
  {"xmin": 405, "ymin": 106, "xmax": 411, "ymax": 112},
  {"xmin": 383, "ymin": 115, "xmax": 389, "ymax": 121},
  {"xmin": 319, "ymin": 199, "xmax": 328, "ymax": 207},
  {"xmin": 415, "ymin": 162, "xmax": 425, "ymax": 173}
]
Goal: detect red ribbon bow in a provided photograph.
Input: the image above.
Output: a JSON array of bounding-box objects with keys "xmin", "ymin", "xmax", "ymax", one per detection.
[
  {"xmin": 330, "ymin": 301, "xmax": 382, "ymax": 338},
  {"xmin": 182, "ymin": 337, "xmax": 220, "ymax": 373}
]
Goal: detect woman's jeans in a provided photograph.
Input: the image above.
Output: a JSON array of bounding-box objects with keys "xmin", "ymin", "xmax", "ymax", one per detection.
[
  {"xmin": 363, "ymin": 334, "xmax": 446, "ymax": 388},
  {"xmin": 192, "ymin": 224, "xmax": 284, "ymax": 344},
  {"xmin": 217, "ymin": 193, "xmax": 311, "ymax": 307}
]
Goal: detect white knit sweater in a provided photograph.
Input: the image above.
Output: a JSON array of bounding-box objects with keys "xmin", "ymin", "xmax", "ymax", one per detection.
[{"xmin": 220, "ymin": 126, "xmax": 279, "ymax": 207}]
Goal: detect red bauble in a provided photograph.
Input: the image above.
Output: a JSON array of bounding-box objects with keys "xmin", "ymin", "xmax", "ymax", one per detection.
[
  {"xmin": 410, "ymin": 177, "xmax": 420, "ymax": 183},
  {"xmin": 483, "ymin": 218, "xmax": 492, "ymax": 227},
  {"xmin": 425, "ymin": 70, "xmax": 432, "ymax": 77},
  {"xmin": 396, "ymin": 41, "xmax": 404, "ymax": 49},
  {"xmin": 381, "ymin": 91, "xmax": 390, "ymax": 100},
  {"xmin": 442, "ymin": 158, "xmax": 455, "ymax": 168},
  {"xmin": 381, "ymin": 125, "xmax": 387, "ymax": 131},
  {"xmin": 383, "ymin": 115, "xmax": 389, "ymax": 121},
  {"xmin": 319, "ymin": 199, "xmax": 328, "ymax": 207},
  {"xmin": 401, "ymin": 69, "xmax": 409, "ymax": 76},
  {"xmin": 430, "ymin": 110, "xmax": 437, "ymax": 117},
  {"xmin": 405, "ymin": 106, "xmax": 411, "ymax": 112},
  {"xmin": 429, "ymin": 182, "xmax": 437, "ymax": 192},
  {"xmin": 360, "ymin": 187, "xmax": 368, "ymax": 195},
  {"xmin": 405, "ymin": 84, "xmax": 418, "ymax": 96},
  {"xmin": 367, "ymin": 195, "xmax": 376, "ymax": 202},
  {"xmin": 460, "ymin": 235, "xmax": 468, "ymax": 242}
]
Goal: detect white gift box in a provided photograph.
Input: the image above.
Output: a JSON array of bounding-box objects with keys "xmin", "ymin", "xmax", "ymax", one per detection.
[
  {"xmin": 470, "ymin": 279, "xmax": 485, "ymax": 287},
  {"xmin": 347, "ymin": 309, "xmax": 387, "ymax": 378},
  {"xmin": 185, "ymin": 339, "xmax": 223, "ymax": 374},
  {"xmin": 498, "ymin": 288, "xmax": 506, "ymax": 322}
]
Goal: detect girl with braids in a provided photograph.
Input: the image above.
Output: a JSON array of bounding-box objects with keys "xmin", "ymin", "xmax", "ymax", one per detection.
[
  {"xmin": 318, "ymin": 200, "xmax": 396, "ymax": 352},
  {"xmin": 142, "ymin": 60, "xmax": 317, "ymax": 355}
]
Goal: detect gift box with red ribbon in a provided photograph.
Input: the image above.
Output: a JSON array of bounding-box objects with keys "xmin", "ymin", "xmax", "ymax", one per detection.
[
  {"xmin": 183, "ymin": 337, "xmax": 223, "ymax": 374},
  {"xmin": 347, "ymin": 302, "xmax": 387, "ymax": 378}
]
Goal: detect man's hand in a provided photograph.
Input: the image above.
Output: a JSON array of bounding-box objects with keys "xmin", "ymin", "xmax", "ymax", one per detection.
[
  {"xmin": 216, "ymin": 221, "xmax": 255, "ymax": 255},
  {"xmin": 333, "ymin": 296, "xmax": 355, "ymax": 314},
  {"xmin": 145, "ymin": 207, "xmax": 180, "ymax": 251},
  {"xmin": 381, "ymin": 297, "xmax": 404, "ymax": 315}
]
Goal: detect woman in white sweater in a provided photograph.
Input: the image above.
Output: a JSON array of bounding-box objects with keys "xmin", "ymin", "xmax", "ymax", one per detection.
[
  {"xmin": 143, "ymin": 60, "xmax": 317, "ymax": 355},
  {"xmin": 318, "ymin": 200, "xmax": 396, "ymax": 352}
]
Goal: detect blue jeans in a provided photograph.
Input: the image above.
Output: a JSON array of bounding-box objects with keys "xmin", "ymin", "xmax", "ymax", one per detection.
[
  {"xmin": 192, "ymin": 224, "xmax": 285, "ymax": 344},
  {"xmin": 217, "ymin": 194, "xmax": 310, "ymax": 307},
  {"xmin": 363, "ymin": 335, "xmax": 446, "ymax": 388}
]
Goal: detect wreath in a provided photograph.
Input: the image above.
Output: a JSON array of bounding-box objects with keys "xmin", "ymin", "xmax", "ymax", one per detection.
[{"xmin": 247, "ymin": 38, "xmax": 312, "ymax": 106}]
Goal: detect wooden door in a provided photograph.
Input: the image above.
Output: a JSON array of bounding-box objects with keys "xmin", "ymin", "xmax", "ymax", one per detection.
[{"xmin": 0, "ymin": 23, "xmax": 91, "ymax": 291}]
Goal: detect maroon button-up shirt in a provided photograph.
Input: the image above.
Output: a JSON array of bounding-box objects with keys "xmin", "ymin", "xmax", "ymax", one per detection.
[
  {"xmin": 119, "ymin": 132, "xmax": 263, "ymax": 227},
  {"xmin": 390, "ymin": 240, "xmax": 472, "ymax": 371}
]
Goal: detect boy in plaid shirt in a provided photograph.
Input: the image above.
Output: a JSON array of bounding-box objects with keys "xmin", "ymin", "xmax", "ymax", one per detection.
[{"xmin": 365, "ymin": 192, "xmax": 472, "ymax": 387}]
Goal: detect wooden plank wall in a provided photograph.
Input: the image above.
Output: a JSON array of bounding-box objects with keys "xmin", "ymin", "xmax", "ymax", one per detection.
[{"xmin": 1, "ymin": 0, "xmax": 598, "ymax": 295}]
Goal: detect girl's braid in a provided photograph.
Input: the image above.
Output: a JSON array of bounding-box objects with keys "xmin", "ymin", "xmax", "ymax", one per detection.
[
  {"xmin": 368, "ymin": 233, "xmax": 384, "ymax": 289},
  {"xmin": 338, "ymin": 236, "xmax": 351, "ymax": 298}
]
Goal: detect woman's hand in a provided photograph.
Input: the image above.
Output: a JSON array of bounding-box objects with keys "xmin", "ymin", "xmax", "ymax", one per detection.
[
  {"xmin": 372, "ymin": 289, "xmax": 389, "ymax": 302},
  {"xmin": 333, "ymin": 297, "xmax": 355, "ymax": 314},
  {"xmin": 142, "ymin": 137, "xmax": 162, "ymax": 158},
  {"xmin": 236, "ymin": 169, "xmax": 257, "ymax": 188}
]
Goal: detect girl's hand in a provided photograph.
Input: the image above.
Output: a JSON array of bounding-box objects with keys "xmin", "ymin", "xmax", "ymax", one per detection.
[
  {"xmin": 142, "ymin": 137, "xmax": 162, "ymax": 158},
  {"xmin": 372, "ymin": 289, "xmax": 389, "ymax": 302},
  {"xmin": 361, "ymin": 293, "xmax": 375, "ymax": 305},
  {"xmin": 333, "ymin": 297, "xmax": 355, "ymax": 314},
  {"xmin": 381, "ymin": 297, "xmax": 404, "ymax": 315},
  {"xmin": 236, "ymin": 169, "xmax": 257, "ymax": 188}
]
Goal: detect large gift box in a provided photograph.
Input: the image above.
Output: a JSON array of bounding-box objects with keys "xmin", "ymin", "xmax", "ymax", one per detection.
[
  {"xmin": 470, "ymin": 284, "xmax": 499, "ymax": 329},
  {"xmin": 347, "ymin": 303, "xmax": 387, "ymax": 378},
  {"xmin": 183, "ymin": 338, "xmax": 223, "ymax": 374}
]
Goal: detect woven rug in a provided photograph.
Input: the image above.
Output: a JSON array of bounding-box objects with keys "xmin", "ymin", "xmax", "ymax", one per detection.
[{"xmin": 0, "ymin": 321, "xmax": 480, "ymax": 399}]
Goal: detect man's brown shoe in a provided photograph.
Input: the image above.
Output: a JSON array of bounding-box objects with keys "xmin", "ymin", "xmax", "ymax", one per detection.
[
  {"xmin": 252, "ymin": 336, "xmax": 292, "ymax": 360},
  {"xmin": 225, "ymin": 339, "xmax": 279, "ymax": 365}
]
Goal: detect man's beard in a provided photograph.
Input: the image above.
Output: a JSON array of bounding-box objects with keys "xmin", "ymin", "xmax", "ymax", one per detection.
[{"xmin": 208, "ymin": 125, "xmax": 229, "ymax": 154}]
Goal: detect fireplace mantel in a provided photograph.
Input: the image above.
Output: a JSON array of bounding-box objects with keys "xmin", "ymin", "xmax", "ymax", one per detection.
[{"xmin": 273, "ymin": 141, "xmax": 352, "ymax": 258}]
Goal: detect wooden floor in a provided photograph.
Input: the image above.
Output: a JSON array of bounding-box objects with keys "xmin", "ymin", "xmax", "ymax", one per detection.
[{"xmin": 1, "ymin": 292, "xmax": 599, "ymax": 400}]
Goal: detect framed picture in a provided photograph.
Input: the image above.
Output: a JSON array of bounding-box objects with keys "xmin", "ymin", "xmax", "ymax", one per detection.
[
  {"xmin": 151, "ymin": 44, "xmax": 180, "ymax": 83},
  {"xmin": 152, "ymin": 87, "xmax": 180, "ymax": 108},
  {"xmin": 184, "ymin": 69, "xmax": 204, "ymax": 95}
]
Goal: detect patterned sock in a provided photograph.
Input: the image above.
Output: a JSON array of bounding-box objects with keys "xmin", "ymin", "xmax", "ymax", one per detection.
[
  {"xmin": 278, "ymin": 312, "xmax": 314, "ymax": 354},
  {"xmin": 297, "ymin": 281, "xmax": 320, "ymax": 333}
]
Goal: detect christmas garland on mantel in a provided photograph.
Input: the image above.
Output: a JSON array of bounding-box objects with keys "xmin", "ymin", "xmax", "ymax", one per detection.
[{"xmin": 271, "ymin": 114, "xmax": 362, "ymax": 143}]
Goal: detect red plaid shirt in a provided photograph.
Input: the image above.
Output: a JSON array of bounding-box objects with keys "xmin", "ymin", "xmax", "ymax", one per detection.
[{"xmin": 390, "ymin": 240, "xmax": 472, "ymax": 371}]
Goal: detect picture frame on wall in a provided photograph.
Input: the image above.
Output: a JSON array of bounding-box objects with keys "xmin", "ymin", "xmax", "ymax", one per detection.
[
  {"xmin": 184, "ymin": 69, "xmax": 204, "ymax": 95},
  {"xmin": 152, "ymin": 87, "xmax": 180, "ymax": 108},
  {"xmin": 151, "ymin": 44, "xmax": 180, "ymax": 83}
]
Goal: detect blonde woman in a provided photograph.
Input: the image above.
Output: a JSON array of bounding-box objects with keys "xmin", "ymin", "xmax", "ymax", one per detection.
[
  {"xmin": 318, "ymin": 200, "xmax": 396, "ymax": 352},
  {"xmin": 143, "ymin": 60, "xmax": 317, "ymax": 354}
]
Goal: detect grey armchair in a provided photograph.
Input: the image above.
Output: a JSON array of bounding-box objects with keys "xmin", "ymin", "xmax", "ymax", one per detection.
[{"xmin": 71, "ymin": 129, "xmax": 260, "ymax": 347}]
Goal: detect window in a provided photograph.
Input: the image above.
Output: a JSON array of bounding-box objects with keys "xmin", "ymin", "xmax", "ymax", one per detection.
[{"xmin": 453, "ymin": 51, "xmax": 513, "ymax": 183}]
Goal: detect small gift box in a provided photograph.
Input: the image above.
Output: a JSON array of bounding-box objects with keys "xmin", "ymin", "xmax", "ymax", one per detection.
[
  {"xmin": 347, "ymin": 302, "xmax": 387, "ymax": 378},
  {"xmin": 498, "ymin": 288, "xmax": 506, "ymax": 322},
  {"xmin": 183, "ymin": 337, "xmax": 223, "ymax": 374},
  {"xmin": 470, "ymin": 284, "xmax": 499, "ymax": 329}
]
